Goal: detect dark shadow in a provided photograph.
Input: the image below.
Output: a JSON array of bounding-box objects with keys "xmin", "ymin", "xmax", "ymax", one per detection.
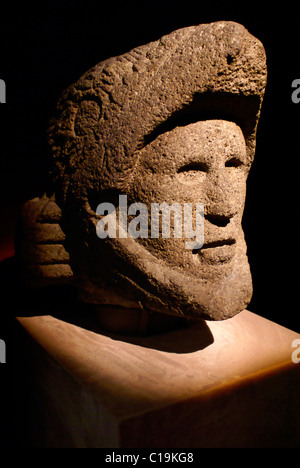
[
  {"xmin": 116, "ymin": 319, "xmax": 215, "ymax": 354},
  {"xmin": 143, "ymin": 92, "xmax": 260, "ymax": 151},
  {"xmin": 0, "ymin": 256, "xmax": 214, "ymax": 354},
  {"xmin": 50, "ymin": 302, "xmax": 215, "ymax": 354}
]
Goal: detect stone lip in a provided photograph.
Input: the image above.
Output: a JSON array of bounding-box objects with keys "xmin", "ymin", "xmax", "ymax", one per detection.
[{"xmin": 199, "ymin": 239, "xmax": 237, "ymax": 264}]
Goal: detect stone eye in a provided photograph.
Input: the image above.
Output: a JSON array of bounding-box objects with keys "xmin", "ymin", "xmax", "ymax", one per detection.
[
  {"xmin": 177, "ymin": 162, "xmax": 208, "ymax": 173},
  {"xmin": 225, "ymin": 157, "xmax": 243, "ymax": 168}
]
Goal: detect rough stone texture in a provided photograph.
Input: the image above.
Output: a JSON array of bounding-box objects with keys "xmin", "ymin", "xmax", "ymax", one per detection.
[{"xmin": 18, "ymin": 21, "xmax": 267, "ymax": 325}]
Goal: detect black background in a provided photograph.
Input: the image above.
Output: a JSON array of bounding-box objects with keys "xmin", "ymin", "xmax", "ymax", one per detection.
[{"xmin": 0, "ymin": 0, "xmax": 299, "ymax": 447}]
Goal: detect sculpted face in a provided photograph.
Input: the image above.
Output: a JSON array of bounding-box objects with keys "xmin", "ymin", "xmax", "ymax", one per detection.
[
  {"xmin": 19, "ymin": 21, "xmax": 267, "ymax": 326},
  {"xmin": 78, "ymin": 118, "xmax": 253, "ymax": 321},
  {"xmin": 128, "ymin": 120, "xmax": 249, "ymax": 281}
]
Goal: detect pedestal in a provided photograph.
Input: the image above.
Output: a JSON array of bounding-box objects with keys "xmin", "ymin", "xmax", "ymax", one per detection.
[{"xmin": 13, "ymin": 310, "xmax": 300, "ymax": 448}]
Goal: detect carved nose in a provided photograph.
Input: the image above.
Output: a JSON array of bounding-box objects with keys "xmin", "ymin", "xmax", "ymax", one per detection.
[{"xmin": 205, "ymin": 172, "xmax": 239, "ymax": 221}]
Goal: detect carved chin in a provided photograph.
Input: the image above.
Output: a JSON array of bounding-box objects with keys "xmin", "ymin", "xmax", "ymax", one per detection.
[{"xmin": 80, "ymin": 230, "xmax": 253, "ymax": 322}]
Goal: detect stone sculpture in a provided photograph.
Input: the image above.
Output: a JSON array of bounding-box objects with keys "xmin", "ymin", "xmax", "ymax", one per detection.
[{"xmin": 18, "ymin": 21, "xmax": 267, "ymax": 332}]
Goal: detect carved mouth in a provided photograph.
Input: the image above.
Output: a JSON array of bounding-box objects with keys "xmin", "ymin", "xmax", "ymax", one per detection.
[
  {"xmin": 202, "ymin": 238, "xmax": 236, "ymax": 249},
  {"xmin": 192, "ymin": 238, "xmax": 236, "ymax": 253},
  {"xmin": 193, "ymin": 238, "xmax": 236, "ymax": 263}
]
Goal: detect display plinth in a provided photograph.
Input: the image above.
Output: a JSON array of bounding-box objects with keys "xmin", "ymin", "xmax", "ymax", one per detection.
[{"xmin": 13, "ymin": 310, "xmax": 300, "ymax": 448}]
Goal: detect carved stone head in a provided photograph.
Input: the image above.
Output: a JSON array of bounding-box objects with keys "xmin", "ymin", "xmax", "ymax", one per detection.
[{"xmin": 18, "ymin": 21, "xmax": 267, "ymax": 329}]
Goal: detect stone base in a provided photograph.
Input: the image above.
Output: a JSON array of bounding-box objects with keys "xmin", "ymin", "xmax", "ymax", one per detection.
[{"xmin": 13, "ymin": 310, "xmax": 300, "ymax": 448}]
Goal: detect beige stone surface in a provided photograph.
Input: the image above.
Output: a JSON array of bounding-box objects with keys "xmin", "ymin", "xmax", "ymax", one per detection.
[{"xmin": 15, "ymin": 310, "xmax": 300, "ymax": 447}]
